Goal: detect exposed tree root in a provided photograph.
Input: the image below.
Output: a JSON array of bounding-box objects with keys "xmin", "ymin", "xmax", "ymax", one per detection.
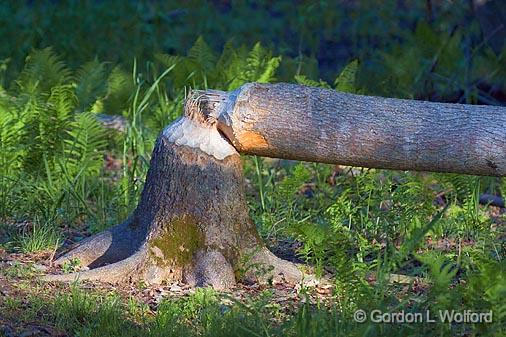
[
  {"xmin": 244, "ymin": 247, "xmax": 304, "ymax": 284},
  {"xmin": 52, "ymin": 216, "xmax": 147, "ymax": 268},
  {"xmin": 43, "ymin": 246, "xmax": 148, "ymax": 283},
  {"xmin": 44, "ymin": 241, "xmax": 308, "ymax": 288},
  {"xmin": 43, "ymin": 91, "xmax": 317, "ymax": 289},
  {"xmin": 184, "ymin": 250, "xmax": 237, "ymax": 290}
]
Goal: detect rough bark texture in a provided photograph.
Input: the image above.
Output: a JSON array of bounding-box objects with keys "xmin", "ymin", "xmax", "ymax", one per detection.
[
  {"xmin": 214, "ymin": 83, "xmax": 506, "ymax": 176},
  {"xmin": 45, "ymin": 82, "xmax": 505, "ymax": 288},
  {"xmin": 44, "ymin": 94, "xmax": 302, "ymax": 289}
]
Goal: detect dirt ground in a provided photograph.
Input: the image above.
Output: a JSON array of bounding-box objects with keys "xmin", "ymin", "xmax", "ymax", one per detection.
[{"xmin": 0, "ymin": 246, "xmax": 336, "ymax": 337}]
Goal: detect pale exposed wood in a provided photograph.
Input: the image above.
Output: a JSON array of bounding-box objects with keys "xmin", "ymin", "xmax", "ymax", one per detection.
[
  {"xmin": 214, "ymin": 83, "xmax": 506, "ymax": 176},
  {"xmin": 45, "ymin": 83, "xmax": 506, "ymax": 287},
  {"xmin": 45, "ymin": 100, "xmax": 305, "ymax": 288}
]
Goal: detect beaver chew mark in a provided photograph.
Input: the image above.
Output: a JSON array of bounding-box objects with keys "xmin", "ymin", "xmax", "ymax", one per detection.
[
  {"xmin": 236, "ymin": 130, "xmax": 269, "ymax": 151},
  {"xmin": 43, "ymin": 124, "xmax": 307, "ymax": 288}
]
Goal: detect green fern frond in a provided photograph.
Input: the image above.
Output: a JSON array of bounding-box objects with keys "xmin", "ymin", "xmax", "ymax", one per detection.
[
  {"xmin": 417, "ymin": 252, "xmax": 458, "ymax": 292},
  {"xmin": 154, "ymin": 53, "xmax": 181, "ymax": 70},
  {"xmin": 335, "ymin": 59, "xmax": 358, "ymax": 93},
  {"xmin": 277, "ymin": 163, "xmax": 311, "ymax": 198},
  {"xmin": 187, "ymin": 37, "xmax": 217, "ymax": 74},
  {"xmin": 22, "ymin": 85, "xmax": 75, "ymax": 174},
  {"xmin": 40, "ymin": 85, "xmax": 76, "ymax": 157},
  {"xmin": 294, "ymin": 75, "xmax": 331, "ymax": 89},
  {"xmin": 155, "ymin": 40, "xmax": 281, "ymax": 91},
  {"xmin": 75, "ymin": 59, "xmax": 108, "ymax": 111},
  {"xmin": 0, "ymin": 100, "xmax": 25, "ymax": 177},
  {"xmin": 41, "ymin": 85, "xmax": 76, "ymax": 150},
  {"xmin": 47, "ymin": 84, "xmax": 78, "ymax": 117},
  {"xmin": 247, "ymin": 43, "xmax": 280, "ymax": 83},
  {"xmin": 257, "ymin": 56, "xmax": 281, "ymax": 83},
  {"xmin": 216, "ymin": 40, "xmax": 247, "ymax": 89},
  {"xmin": 17, "ymin": 48, "xmax": 71, "ymax": 94},
  {"xmin": 245, "ymin": 42, "xmax": 266, "ymax": 75},
  {"xmin": 244, "ymin": 42, "xmax": 276, "ymax": 82},
  {"xmin": 227, "ymin": 42, "xmax": 281, "ymax": 89},
  {"xmin": 102, "ymin": 66, "xmax": 134, "ymax": 115},
  {"xmin": 215, "ymin": 39, "xmax": 237, "ymax": 74},
  {"xmin": 64, "ymin": 111, "xmax": 107, "ymax": 177},
  {"xmin": 224, "ymin": 46, "xmax": 249, "ymax": 90},
  {"xmin": 443, "ymin": 174, "xmax": 481, "ymax": 203}
]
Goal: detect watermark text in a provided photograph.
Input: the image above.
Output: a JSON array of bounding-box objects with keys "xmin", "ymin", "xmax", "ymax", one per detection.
[{"xmin": 353, "ymin": 309, "xmax": 493, "ymax": 324}]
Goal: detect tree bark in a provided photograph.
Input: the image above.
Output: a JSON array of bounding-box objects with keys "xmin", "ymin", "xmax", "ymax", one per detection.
[
  {"xmin": 45, "ymin": 82, "xmax": 505, "ymax": 288},
  {"xmin": 44, "ymin": 92, "xmax": 302, "ymax": 289},
  {"xmin": 210, "ymin": 83, "xmax": 506, "ymax": 176}
]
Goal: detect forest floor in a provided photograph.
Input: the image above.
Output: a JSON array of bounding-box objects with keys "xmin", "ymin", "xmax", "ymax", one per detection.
[
  {"xmin": 0, "ymin": 244, "xmax": 336, "ymax": 337},
  {"xmin": 1, "ymin": 182, "xmax": 505, "ymax": 337},
  {"xmin": 3, "ymin": 224, "xmax": 503, "ymax": 337}
]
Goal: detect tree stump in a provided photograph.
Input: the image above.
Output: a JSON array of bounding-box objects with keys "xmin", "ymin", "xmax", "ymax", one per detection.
[
  {"xmin": 44, "ymin": 92, "xmax": 302, "ymax": 289},
  {"xmin": 45, "ymin": 82, "xmax": 506, "ymax": 288}
]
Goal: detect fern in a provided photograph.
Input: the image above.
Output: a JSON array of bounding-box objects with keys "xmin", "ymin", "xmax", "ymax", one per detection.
[
  {"xmin": 188, "ymin": 37, "xmax": 217, "ymax": 74},
  {"xmin": 417, "ymin": 252, "xmax": 459, "ymax": 308},
  {"xmin": 223, "ymin": 42, "xmax": 281, "ymax": 90},
  {"xmin": 75, "ymin": 59, "xmax": 108, "ymax": 111},
  {"xmin": 16, "ymin": 48, "xmax": 71, "ymax": 95},
  {"xmin": 294, "ymin": 75, "xmax": 331, "ymax": 89},
  {"xmin": 441, "ymin": 173, "xmax": 481, "ymax": 206},
  {"xmin": 380, "ymin": 22, "xmax": 464, "ymax": 99},
  {"xmin": 245, "ymin": 43, "xmax": 266, "ymax": 77},
  {"xmin": 277, "ymin": 163, "xmax": 312, "ymax": 199},
  {"xmin": 0, "ymin": 98, "xmax": 25, "ymax": 216},
  {"xmin": 187, "ymin": 36, "xmax": 217, "ymax": 86},
  {"xmin": 293, "ymin": 60, "xmax": 357, "ymax": 92},
  {"xmin": 102, "ymin": 66, "xmax": 134, "ymax": 115},
  {"xmin": 39, "ymin": 85, "xmax": 76, "ymax": 159},
  {"xmin": 334, "ymin": 60, "xmax": 358, "ymax": 93},
  {"xmin": 20, "ymin": 85, "xmax": 75, "ymax": 174},
  {"xmin": 289, "ymin": 220, "xmax": 329, "ymax": 276},
  {"xmin": 215, "ymin": 39, "xmax": 240, "ymax": 87},
  {"xmin": 64, "ymin": 111, "xmax": 107, "ymax": 178},
  {"xmin": 465, "ymin": 258, "xmax": 506, "ymax": 323},
  {"xmin": 244, "ymin": 42, "xmax": 281, "ymax": 84},
  {"xmin": 222, "ymin": 46, "xmax": 249, "ymax": 90},
  {"xmin": 257, "ymin": 55, "xmax": 281, "ymax": 83},
  {"xmin": 0, "ymin": 98, "xmax": 24, "ymax": 174},
  {"xmin": 11, "ymin": 50, "xmax": 110, "ymax": 187},
  {"xmin": 154, "ymin": 39, "xmax": 283, "ymax": 92}
]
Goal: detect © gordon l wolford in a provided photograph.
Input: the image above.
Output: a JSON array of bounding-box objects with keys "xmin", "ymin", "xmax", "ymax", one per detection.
[{"xmin": 353, "ymin": 309, "xmax": 493, "ymax": 324}]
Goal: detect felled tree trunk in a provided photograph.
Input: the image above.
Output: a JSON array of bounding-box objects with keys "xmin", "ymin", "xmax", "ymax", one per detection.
[
  {"xmin": 44, "ymin": 94, "xmax": 302, "ymax": 289},
  {"xmin": 45, "ymin": 82, "xmax": 506, "ymax": 288},
  {"xmin": 214, "ymin": 83, "xmax": 506, "ymax": 176}
]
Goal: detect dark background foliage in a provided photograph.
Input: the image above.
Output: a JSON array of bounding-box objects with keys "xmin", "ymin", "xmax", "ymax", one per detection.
[
  {"xmin": 1, "ymin": 0, "xmax": 505, "ymax": 102},
  {"xmin": 0, "ymin": 2, "xmax": 505, "ymax": 336}
]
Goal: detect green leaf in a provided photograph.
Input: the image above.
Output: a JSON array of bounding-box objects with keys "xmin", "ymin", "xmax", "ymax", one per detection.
[
  {"xmin": 17, "ymin": 48, "xmax": 71, "ymax": 95},
  {"xmin": 187, "ymin": 36, "xmax": 217, "ymax": 75},
  {"xmin": 102, "ymin": 66, "xmax": 134, "ymax": 115},
  {"xmin": 64, "ymin": 111, "xmax": 107, "ymax": 177},
  {"xmin": 334, "ymin": 59, "xmax": 358, "ymax": 93},
  {"xmin": 294, "ymin": 75, "xmax": 331, "ymax": 88},
  {"xmin": 75, "ymin": 59, "xmax": 108, "ymax": 111}
]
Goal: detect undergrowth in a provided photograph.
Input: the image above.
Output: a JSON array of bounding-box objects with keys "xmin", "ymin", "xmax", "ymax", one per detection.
[{"xmin": 0, "ymin": 7, "xmax": 505, "ymax": 335}]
